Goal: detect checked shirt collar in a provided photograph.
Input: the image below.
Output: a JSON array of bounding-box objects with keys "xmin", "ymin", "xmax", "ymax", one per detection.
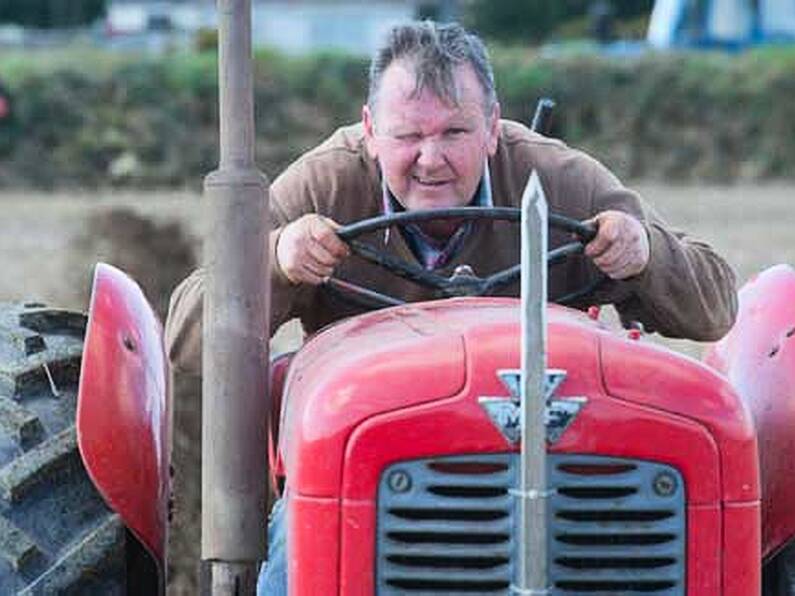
[{"xmin": 381, "ymin": 162, "xmax": 493, "ymax": 271}]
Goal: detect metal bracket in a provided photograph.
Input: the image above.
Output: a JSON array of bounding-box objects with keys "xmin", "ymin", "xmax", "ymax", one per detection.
[
  {"xmin": 508, "ymin": 488, "xmax": 556, "ymax": 499},
  {"xmin": 509, "ymin": 586, "xmax": 552, "ymax": 595}
]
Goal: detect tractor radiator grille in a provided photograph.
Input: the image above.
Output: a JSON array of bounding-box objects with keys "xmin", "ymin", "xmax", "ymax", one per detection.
[{"xmin": 376, "ymin": 454, "xmax": 685, "ymax": 594}]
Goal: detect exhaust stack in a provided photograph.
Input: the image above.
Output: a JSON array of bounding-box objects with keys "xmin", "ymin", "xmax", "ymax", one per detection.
[{"xmin": 202, "ymin": 0, "xmax": 270, "ymax": 592}]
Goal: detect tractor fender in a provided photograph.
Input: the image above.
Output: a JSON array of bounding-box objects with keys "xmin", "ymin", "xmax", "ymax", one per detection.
[
  {"xmin": 268, "ymin": 350, "xmax": 294, "ymax": 498},
  {"xmin": 705, "ymin": 264, "xmax": 795, "ymax": 559},
  {"xmin": 76, "ymin": 263, "xmax": 170, "ymax": 568}
]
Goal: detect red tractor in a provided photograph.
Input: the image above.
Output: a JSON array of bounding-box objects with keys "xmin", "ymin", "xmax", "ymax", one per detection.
[
  {"xmin": 1, "ymin": 2, "xmax": 794, "ymax": 595},
  {"xmin": 3, "ymin": 209, "xmax": 795, "ymax": 595}
]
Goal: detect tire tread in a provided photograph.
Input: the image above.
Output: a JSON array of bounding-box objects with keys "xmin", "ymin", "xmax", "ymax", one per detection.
[{"xmin": 0, "ymin": 302, "xmax": 124, "ymax": 594}]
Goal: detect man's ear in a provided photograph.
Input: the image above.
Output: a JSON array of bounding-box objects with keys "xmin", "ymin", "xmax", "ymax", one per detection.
[
  {"xmin": 362, "ymin": 104, "xmax": 378, "ymax": 159},
  {"xmin": 486, "ymin": 102, "xmax": 501, "ymax": 156}
]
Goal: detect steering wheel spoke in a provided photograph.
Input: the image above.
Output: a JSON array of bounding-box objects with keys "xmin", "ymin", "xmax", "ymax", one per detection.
[
  {"xmin": 329, "ymin": 207, "xmax": 601, "ymax": 308},
  {"xmin": 482, "ymin": 264, "xmax": 521, "ymax": 295},
  {"xmin": 548, "ymin": 241, "xmax": 586, "ymax": 265},
  {"xmin": 549, "ymin": 214, "xmax": 597, "ymax": 243},
  {"xmin": 325, "ymin": 277, "xmax": 405, "ymax": 309},
  {"xmin": 347, "ymin": 239, "xmax": 450, "ymax": 289},
  {"xmin": 556, "ymin": 276, "xmax": 609, "ymax": 306}
]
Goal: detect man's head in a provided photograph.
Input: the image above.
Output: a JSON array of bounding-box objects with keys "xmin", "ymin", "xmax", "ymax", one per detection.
[{"xmin": 363, "ymin": 22, "xmax": 500, "ymax": 211}]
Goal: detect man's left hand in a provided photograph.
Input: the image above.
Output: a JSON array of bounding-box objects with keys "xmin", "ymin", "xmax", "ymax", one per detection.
[{"xmin": 584, "ymin": 211, "xmax": 650, "ymax": 280}]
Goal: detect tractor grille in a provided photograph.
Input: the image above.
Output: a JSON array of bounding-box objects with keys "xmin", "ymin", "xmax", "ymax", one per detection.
[{"xmin": 376, "ymin": 454, "xmax": 685, "ymax": 594}]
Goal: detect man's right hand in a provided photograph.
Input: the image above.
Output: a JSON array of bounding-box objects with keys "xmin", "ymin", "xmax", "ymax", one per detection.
[{"xmin": 275, "ymin": 214, "xmax": 350, "ymax": 285}]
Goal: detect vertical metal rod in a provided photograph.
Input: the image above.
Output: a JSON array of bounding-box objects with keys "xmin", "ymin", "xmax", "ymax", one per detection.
[
  {"xmin": 202, "ymin": 0, "xmax": 270, "ymax": 593},
  {"xmin": 530, "ymin": 98, "xmax": 556, "ymax": 137},
  {"xmin": 217, "ymin": 0, "xmax": 255, "ymax": 168},
  {"xmin": 512, "ymin": 171, "xmax": 549, "ymax": 595},
  {"xmin": 204, "ymin": 561, "xmax": 259, "ymax": 595}
]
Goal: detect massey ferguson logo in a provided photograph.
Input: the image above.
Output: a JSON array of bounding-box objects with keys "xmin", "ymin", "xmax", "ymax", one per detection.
[{"xmin": 479, "ymin": 369, "xmax": 586, "ymax": 444}]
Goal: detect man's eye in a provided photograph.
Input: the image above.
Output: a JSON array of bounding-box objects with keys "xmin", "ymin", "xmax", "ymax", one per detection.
[
  {"xmin": 396, "ymin": 133, "xmax": 421, "ymax": 142},
  {"xmin": 446, "ymin": 128, "xmax": 468, "ymax": 137}
]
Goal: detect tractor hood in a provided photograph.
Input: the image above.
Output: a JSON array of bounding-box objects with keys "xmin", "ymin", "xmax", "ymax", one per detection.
[
  {"xmin": 280, "ymin": 296, "xmax": 756, "ymax": 504},
  {"xmin": 279, "ymin": 301, "xmax": 468, "ymax": 496},
  {"xmin": 280, "ymin": 297, "xmax": 603, "ymax": 498},
  {"xmin": 600, "ymin": 325, "xmax": 757, "ymax": 503}
]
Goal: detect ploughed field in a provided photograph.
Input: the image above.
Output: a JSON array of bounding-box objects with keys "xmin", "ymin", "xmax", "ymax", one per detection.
[
  {"xmin": 0, "ymin": 182, "xmax": 792, "ymax": 594},
  {"xmin": 0, "ymin": 183, "xmax": 791, "ymax": 355}
]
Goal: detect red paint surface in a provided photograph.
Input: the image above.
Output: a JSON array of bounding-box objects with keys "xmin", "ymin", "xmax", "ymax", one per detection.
[
  {"xmin": 288, "ymin": 494, "xmax": 340, "ymax": 596},
  {"xmin": 706, "ymin": 264, "xmax": 795, "ymax": 559},
  {"xmin": 601, "ymin": 333, "xmax": 758, "ymax": 503},
  {"xmin": 344, "ymin": 390, "xmax": 719, "ymax": 502},
  {"xmin": 279, "ymin": 304, "xmax": 467, "ymax": 496},
  {"xmin": 339, "ymin": 499, "xmax": 376, "ymax": 596},
  {"xmin": 723, "ymin": 501, "xmax": 762, "ymax": 596},
  {"xmin": 76, "ymin": 264, "xmax": 170, "ymax": 565},
  {"xmin": 688, "ymin": 505, "xmax": 722, "ymax": 595},
  {"xmin": 269, "ymin": 352, "xmax": 293, "ymax": 497},
  {"xmin": 278, "ymin": 297, "xmax": 761, "ymax": 595}
]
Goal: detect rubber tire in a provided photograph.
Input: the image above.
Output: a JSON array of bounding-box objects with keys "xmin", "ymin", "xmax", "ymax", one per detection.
[
  {"xmin": 0, "ymin": 302, "xmax": 124, "ymax": 595},
  {"xmin": 764, "ymin": 541, "xmax": 795, "ymax": 596}
]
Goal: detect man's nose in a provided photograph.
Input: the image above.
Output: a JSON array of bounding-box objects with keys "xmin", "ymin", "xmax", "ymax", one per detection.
[{"xmin": 416, "ymin": 138, "xmax": 446, "ymax": 169}]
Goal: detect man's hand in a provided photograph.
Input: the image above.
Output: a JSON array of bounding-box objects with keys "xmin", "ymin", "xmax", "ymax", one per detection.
[
  {"xmin": 584, "ymin": 211, "xmax": 650, "ymax": 280},
  {"xmin": 276, "ymin": 214, "xmax": 350, "ymax": 285}
]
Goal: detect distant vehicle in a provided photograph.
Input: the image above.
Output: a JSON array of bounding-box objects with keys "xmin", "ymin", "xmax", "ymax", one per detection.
[
  {"xmin": 102, "ymin": 1, "xmax": 201, "ymax": 52},
  {"xmin": 543, "ymin": 0, "xmax": 795, "ymax": 58},
  {"xmin": 648, "ymin": 0, "xmax": 795, "ymax": 50}
]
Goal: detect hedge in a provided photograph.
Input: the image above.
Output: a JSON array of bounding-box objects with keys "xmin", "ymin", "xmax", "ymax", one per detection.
[{"xmin": 1, "ymin": 45, "xmax": 794, "ymax": 189}]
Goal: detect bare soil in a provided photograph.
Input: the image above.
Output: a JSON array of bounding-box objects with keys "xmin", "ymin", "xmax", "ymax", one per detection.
[
  {"xmin": 0, "ymin": 191, "xmax": 203, "ymax": 310},
  {"xmin": 0, "ymin": 182, "xmax": 792, "ymax": 593}
]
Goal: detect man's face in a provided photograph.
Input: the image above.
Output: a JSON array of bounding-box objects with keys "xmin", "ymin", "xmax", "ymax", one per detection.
[{"xmin": 363, "ymin": 61, "xmax": 500, "ymax": 211}]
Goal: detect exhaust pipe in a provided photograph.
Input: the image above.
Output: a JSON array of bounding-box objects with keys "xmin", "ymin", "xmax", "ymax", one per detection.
[{"xmin": 202, "ymin": 0, "xmax": 271, "ymax": 593}]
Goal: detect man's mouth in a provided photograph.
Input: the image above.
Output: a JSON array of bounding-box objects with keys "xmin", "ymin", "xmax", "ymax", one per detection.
[{"xmin": 414, "ymin": 177, "xmax": 451, "ymax": 187}]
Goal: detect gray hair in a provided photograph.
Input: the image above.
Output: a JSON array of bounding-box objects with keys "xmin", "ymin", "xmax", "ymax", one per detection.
[{"xmin": 367, "ymin": 21, "xmax": 497, "ymax": 117}]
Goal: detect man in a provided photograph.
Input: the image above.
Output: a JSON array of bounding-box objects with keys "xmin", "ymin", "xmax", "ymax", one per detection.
[
  {"xmin": 166, "ymin": 23, "xmax": 736, "ymax": 374},
  {"xmin": 165, "ymin": 21, "xmax": 736, "ymax": 593}
]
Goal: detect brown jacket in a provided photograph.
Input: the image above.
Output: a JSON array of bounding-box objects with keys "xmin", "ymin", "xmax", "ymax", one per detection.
[{"xmin": 166, "ymin": 120, "xmax": 737, "ymax": 374}]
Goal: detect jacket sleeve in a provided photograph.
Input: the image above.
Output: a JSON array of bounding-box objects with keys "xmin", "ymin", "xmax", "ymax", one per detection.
[
  {"xmin": 165, "ymin": 160, "xmax": 320, "ymax": 375},
  {"xmin": 164, "ymin": 227, "xmax": 305, "ymax": 374},
  {"xmin": 580, "ymin": 155, "xmax": 737, "ymax": 341}
]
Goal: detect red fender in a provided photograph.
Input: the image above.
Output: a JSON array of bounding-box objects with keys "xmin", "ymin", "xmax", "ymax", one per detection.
[
  {"xmin": 76, "ymin": 264, "xmax": 170, "ymax": 568},
  {"xmin": 268, "ymin": 352, "xmax": 294, "ymax": 499},
  {"xmin": 705, "ymin": 264, "xmax": 795, "ymax": 559}
]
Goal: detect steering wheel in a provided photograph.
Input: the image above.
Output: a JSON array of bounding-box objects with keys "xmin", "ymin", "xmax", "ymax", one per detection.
[{"xmin": 323, "ymin": 206, "xmax": 603, "ymax": 310}]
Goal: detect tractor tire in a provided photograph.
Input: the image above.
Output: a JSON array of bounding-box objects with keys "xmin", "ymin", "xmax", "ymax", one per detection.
[
  {"xmin": 764, "ymin": 540, "xmax": 795, "ymax": 596},
  {"xmin": 0, "ymin": 302, "xmax": 124, "ymax": 595}
]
